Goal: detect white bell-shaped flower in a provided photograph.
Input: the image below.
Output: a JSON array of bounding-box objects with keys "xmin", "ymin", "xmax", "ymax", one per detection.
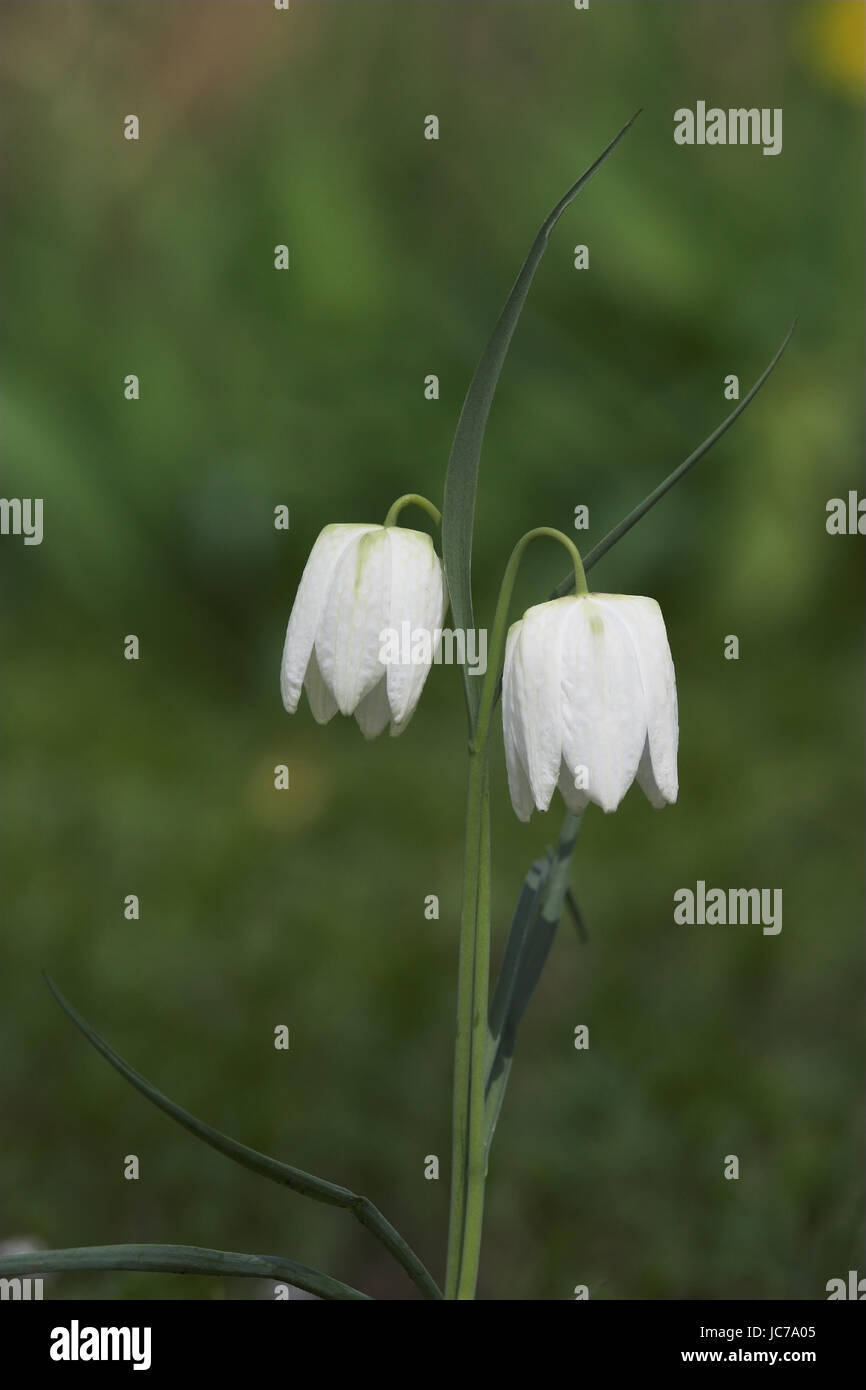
[
  {"xmin": 280, "ymin": 523, "xmax": 447, "ymax": 738},
  {"xmin": 502, "ymin": 592, "xmax": 677, "ymax": 819}
]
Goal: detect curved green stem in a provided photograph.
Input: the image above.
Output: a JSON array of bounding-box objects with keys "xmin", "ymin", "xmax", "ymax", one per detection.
[
  {"xmin": 0, "ymin": 1244, "xmax": 370, "ymax": 1301},
  {"xmin": 476, "ymin": 527, "xmax": 586, "ymax": 752},
  {"xmin": 44, "ymin": 975, "xmax": 441, "ymax": 1301},
  {"xmin": 383, "ymin": 493, "xmax": 442, "ymax": 528},
  {"xmin": 445, "ymin": 527, "xmax": 586, "ymax": 1300}
]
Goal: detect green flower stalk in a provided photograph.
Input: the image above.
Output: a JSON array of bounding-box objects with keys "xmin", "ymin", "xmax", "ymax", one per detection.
[{"xmin": 445, "ymin": 527, "xmax": 588, "ymax": 1300}]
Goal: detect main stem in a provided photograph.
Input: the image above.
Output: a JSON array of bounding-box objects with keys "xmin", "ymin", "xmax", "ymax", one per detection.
[
  {"xmin": 444, "ymin": 737, "xmax": 490, "ymax": 1298},
  {"xmin": 445, "ymin": 527, "xmax": 587, "ymax": 1300},
  {"xmin": 455, "ymin": 767, "xmax": 491, "ymax": 1299}
]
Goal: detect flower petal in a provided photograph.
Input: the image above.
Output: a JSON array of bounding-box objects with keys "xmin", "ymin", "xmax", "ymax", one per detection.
[
  {"xmin": 280, "ymin": 523, "xmax": 378, "ymax": 713},
  {"xmin": 384, "ymin": 528, "xmax": 447, "ymax": 732},
  {"xmin": 303, "ymin": 647, "xmax": 338, "ymax": 725},
  {"xmin": 513, "ymin": 599, "xmax": 570, "ymax": 811},
  {"xmin": 354, "ymin": 676, "xmax": 392, "ymax": 740},
  {"xmin": 315, "ymin": 528, "xmax": 391, "ymax": 715},
  {"xmin": 557, "ymin": 759, "xmax": 590, "ymax": 816},
  {"xmin": 502, "ymin": 621, "xmax": 535, "ymax": 822},
  {"xmin": 596, "ymin": 595, "xmax": 678, "ymax": 807},
  {"xmin": 560, "ymin": 595, "xmax": 646, "ymax": 813}
]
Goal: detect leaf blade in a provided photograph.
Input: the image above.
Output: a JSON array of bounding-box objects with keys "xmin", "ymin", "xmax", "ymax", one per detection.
[
  {"xmin": 550, "ymin": 319, "xmax": 798, "ymax": 596},
  {"xmin": 442, "ymin": 112, "xmax": 641, "ymax": 727},
  {"xmin": 43, "ymin": 975, "xmax": 442, "ymax": 1300},
  {"xmin": 0, "ymin": 1243, "xmax": 370, "ymax": 1301},
  {"xmin": 487, "ymin": 851, "xmax": 551, "ymax": 1048},
  {"xmin": 485, "ymin": 812, "xmax": 582, "ymax": 1161}
]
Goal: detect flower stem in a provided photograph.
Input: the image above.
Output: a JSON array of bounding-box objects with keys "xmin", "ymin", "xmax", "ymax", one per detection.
[
  {"xmin": 455, "ymin": 771, "xmax": 491, "ymax": 1299},
  {"xmin": 383, "ymin": 493, "xmax": 442, "ymax": 528},
  {"xmin": 444, "ymin": 744, "xmax": 490, "ymax": 1298},
  {"xmin": 445, "ymin": 526, "xmax": 585, "ymax": 1299}
]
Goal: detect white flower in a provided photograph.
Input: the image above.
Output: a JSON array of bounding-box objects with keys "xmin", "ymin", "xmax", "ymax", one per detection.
[
  {"xmin": 502, "ymin": 592, "xmax": 678, "ymax": 820},
  {"xmin": 280, "ymin": 523, "xmax": 447, "ymax": 738}
]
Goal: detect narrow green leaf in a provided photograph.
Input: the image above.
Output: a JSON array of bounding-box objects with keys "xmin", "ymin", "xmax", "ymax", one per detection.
[
  {"xmin": 487, "ymin": 851, "xmax": 552, "ymax": 1052},
  {"xmin": 550, "ymin": 319, "xmax": 798, "ymax": 597},
  {"xmin": 43, "ymin": 975, "xmax": 442, "ymax": 1300},
  {"xmin": 484, "ymin": 813, "xmax": 582, "ymax": 1160},
  {"xmin": 484, "ymin": 867, "xmax": 550, "ymax": 1167},
  {"xmin": 442, "ymin": 112, "xmax": 641, "ymax": 728},
  {"xmin": 565, "ymin": 885, "xmax": 589, "ymax": 943},
  {"xmin": 0, "ymin": 1243, "xmax": 370, "ymax": 1300}
]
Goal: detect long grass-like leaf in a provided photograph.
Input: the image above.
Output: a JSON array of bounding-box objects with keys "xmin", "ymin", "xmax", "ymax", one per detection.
[
  {"xmin": 550, "ymin": 319, "xmax": 798, "ymax": 596},
  {"xmin": 484, "ymin": 813, "xmax": 582, "ymax": 1161},
  {"xmin": 43, "ymin": 975, "xmax": 441, "ymax": 1300},
  {"xmin": 442, "ymin": 112, "xmax": 641, "ymax": 728},
  {"xmin": 0, "ymin": 1243, "xmax": 370, "ymax": 1300},
  {"xmin": 487, "ymin": 851, "xmax": 552, "ymax": 1048}
]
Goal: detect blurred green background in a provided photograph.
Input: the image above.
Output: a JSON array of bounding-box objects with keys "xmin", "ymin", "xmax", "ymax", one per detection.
[{"xmin": 1, "ymin": 0, "xmax": 863, "ymax": 1300}]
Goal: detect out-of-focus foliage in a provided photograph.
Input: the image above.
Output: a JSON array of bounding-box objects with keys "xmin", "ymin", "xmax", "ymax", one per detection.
[{"xmin": 1, "ymin": 0, "xmax": 862, "ymax": 1299}]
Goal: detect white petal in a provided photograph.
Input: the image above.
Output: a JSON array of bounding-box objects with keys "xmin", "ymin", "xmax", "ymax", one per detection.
[
  {"xmin": 502, "ymin": 621, "xmax": 535, "ymax": 822},
  {"xmin": 315, "ymin": 528, "xmax": 391, "ymax": 715},
  {"xmin": 557, "ymin": 759, "xmax": 590, "ymax": 816},
  {"xmin": 384, "ymin": 528, "xmax": 446, "ymax": 732},
  {"xmin": 635, "ymin": 739, "xmax": 667, "ymax": 809},
  {"xmin": 513, "ymin": 600, "xmax": 570, "ymax": 811},
  {"xmin": 560, "ymin": 595, "xmax": 646, "ymax": 813},
  {"xmin": 354, "ymin": 677, "xmax": 391, "ymax": 740},
  {"xmin": 303, "ymin": 647, "xmax": 338, "ymax": 724},
  {"xmin": 280, "ymin": 523, "xmax": 378, "ymax": 712},
  {"xmin": 596, "ymin": 595, "xmax": 678, "ymax": 807}
]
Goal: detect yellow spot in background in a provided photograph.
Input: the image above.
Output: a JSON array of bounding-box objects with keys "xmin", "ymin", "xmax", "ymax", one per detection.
[{"xmin": 801, "ymin": 1, "xmax": 866, "ymax": 99}]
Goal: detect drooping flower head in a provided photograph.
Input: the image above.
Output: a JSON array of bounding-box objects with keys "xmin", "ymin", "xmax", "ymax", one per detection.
[
  {"xmin": 502, "ymin": 592, "xmax": 678, "ymax": 820},
  {"xmin": 281, "ymin": 523, "xmax": 447, "ymax": 738}
]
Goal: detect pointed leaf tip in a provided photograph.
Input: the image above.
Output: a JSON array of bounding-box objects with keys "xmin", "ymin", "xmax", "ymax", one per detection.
[{"xmin": 442, "ymin": 115, "xmax": 639, "ymax": 730}]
